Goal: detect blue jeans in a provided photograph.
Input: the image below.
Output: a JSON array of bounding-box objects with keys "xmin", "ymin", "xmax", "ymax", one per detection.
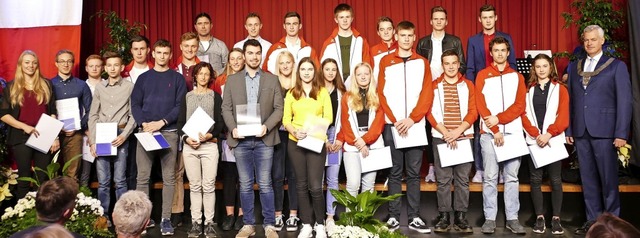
[
  {"xmin": 273, "ymin": 130, "xmax": 298, "ymax": 212},
  {"xmin": 325, "ymin": 126, "xmax": 340, "ymax": 215},
  {"xmin": 480, "ymin": 133, "xmax": 521, "ymax": 220},
  {"xmin": 96, "ymin": 139, "xmax": 129, "ymax": 214},
  {"xmin": 234, "ymin": 137, "xmax": 275, "ymax": 226}
]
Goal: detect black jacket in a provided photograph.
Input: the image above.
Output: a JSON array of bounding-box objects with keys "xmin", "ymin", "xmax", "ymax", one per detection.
[
  {"xmin": 416, "ymin": 33, "xmax": 466, "ymax": 75},
  {"xmin": 0, "ymin": 80, "xmax": 57, "ymax": 145}
]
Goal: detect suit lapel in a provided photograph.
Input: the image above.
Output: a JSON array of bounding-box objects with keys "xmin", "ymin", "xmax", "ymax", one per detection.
[{"xmin": 237, "ymin": 70, "xmax": 248, "ymax": 105}]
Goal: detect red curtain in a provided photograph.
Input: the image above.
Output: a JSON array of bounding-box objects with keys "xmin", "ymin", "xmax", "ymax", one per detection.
[{"xmin": 81, "ymin": 0, "xmax": 627, "ymax": 78}]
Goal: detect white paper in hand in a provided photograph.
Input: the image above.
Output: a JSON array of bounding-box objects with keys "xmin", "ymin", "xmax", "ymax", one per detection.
[
  {"xmin": 297, "ymin": 115, "xmax": 330, "ymax": 153},
  {"xmin": 528, "ymin": 136, "xmax": 569, "ymax": 168},
  {"xmin": 360, "ymin": 146, "xmax": 393, "ymax": 173},
  {"xmin": 493, "ymin": 133, "xmax": 529, "ymax": 162},
  {"xmin": 182, "ymin": 107, "xmax": 215, "ymax": 140},
  {"xmin": 135, "ymin": 132, "xmax": 171, "ymax": 151},
  {"xmin": 95, "ymin": 123, "xmax": 117, "ymax": 156},
  {"xmin": 436, "ymin": 139, "xmax": 474, "ymax": 167},
  {"xmin": 26, "ymin": 114, "xmax": 64, "ymax": 153},
  {"xmin": 391, "ymin": 120, "xmax": 428, "ymax": 149},
  {"xmin": 56, "ymin": 98, "xmax": 81, "ymax": 131}
]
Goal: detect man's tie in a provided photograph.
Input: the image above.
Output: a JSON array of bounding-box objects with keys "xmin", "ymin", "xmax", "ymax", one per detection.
[{"xmin": 582, "ymin": 58, "xmax": 595, "ymax": 87}]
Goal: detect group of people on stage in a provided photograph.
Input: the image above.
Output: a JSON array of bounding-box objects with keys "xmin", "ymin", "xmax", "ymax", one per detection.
[{"xmin": 0, "ymin": 3, "xmax": 632, "ymax": 238}]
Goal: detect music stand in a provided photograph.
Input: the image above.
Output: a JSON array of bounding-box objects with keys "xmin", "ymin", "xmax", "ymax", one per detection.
[{"xmin": 516, "ymin": 58, "xmax": 532, "ymax": 80}]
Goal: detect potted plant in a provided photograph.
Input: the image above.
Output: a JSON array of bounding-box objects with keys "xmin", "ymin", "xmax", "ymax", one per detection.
[
  {"xmin": 555, "ymin": 0, "xmax": 626, "ymax": 60},
  {"xmin": 329, "ymin": 189, "xmax": 406, "ymax": 238},
  {"xmin": 91, "ymin": 10, "xmax": 147, "ymax": 66}
]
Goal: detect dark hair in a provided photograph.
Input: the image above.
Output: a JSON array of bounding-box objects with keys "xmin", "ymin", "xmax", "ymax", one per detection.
[
  {"xmin": 376, "ymin": 16, "xmax": 394, "ymax": 30},
  {"xmin": 440, "ymin": 49, "xmax": 459, "ymax": 63},
  {"xmin": 193, "ymin": 62, "xmax": 215, "ymax": 87},
  {"xmin": 55, "ymin": 49, "xmax": 74, "ymax": 62},
  {"xmin": 334, "ymin": 3, "xmax": 353, "ymax": 15},
  {"xmin": 102, "ymin": 51, "xmax": 123, "ymax": 63},
  {"xmin": 291, "ymin": 57, "xmax": 321, "ymax": 100},
  {"xmin": 130, "ymin": 35, "xmax": 150, "ymax": 48},
  {"xmin": 194, "ymin": 12, "xmax": 211, "ymax": 25},
  {"xmin": 36, "ymin": 177, "xmax": 79, "ymax": 223},
  {"xmin": 319, "ymin": 58, "xmax": 346, "ymax": 94},
  {"xmin": 528, "ymin": 54, "xmax": 562, "ymax": 86},
  {"xmin": 396, "ymin": 21, "xmax": 415, "ymax": 31},
  {"xmin": 245, "ymin": 12, "xmax": 261, "ymax": 22},
  {"xmin": 586, "ymin": 213, "xmax": 640, "ymax": 238},
  {"xmin": 284, "ymin": 11, "xmax": 301, "ymax": 23},
  {"xmin": 479, "ymin": 4, "xmax": 496, "ymax": 15},
  {"xmin": 153, "ymin": 39, "xmax": 172, "ymax": 51},
  {"xmin": 243, "ymin": 39, "xmax": 262, "ymax": 52},
  {"xmin": 431, "ymin": 6, "xmax": 447, "ymax": 18},
  {"xmin": 489, "ymin": 36, "xmax": 510, "ymax": 52}
]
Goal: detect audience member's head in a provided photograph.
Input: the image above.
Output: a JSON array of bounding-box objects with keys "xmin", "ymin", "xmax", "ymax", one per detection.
[
  {"xmin": 35, "ymin": 176, "xmax": 78, "ymax": 224},
  {"xmin": 586, "ymin": 213, "xmax": 640, "ymax": 238},
  {"xmin": 24, "ymin": 224, "xmax": 73, "ymax": 238},
  {"xmin": 112, "ymin": 191, "xmax": 152, "ymax": 238}
]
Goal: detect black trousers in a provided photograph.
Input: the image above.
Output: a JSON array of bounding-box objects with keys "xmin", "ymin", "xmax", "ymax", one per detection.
[{"xmin": 13, "ymin": 143, "xmax": 51, "ymax": 199}]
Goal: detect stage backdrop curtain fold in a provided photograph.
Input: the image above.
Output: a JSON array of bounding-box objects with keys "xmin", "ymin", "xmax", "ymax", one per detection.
[
  {"xmin": 628, "ymin": 0, "xmax": 640, "ymax": 165},
  {"xmin": 0, "ymin": 0, "xmax": 83, "ymax": 80}
]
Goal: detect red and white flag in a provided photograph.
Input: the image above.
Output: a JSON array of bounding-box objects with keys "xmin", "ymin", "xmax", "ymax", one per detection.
[{"xmin": 0, "ymin": 0, "xmax": 83, "ymax": 81}]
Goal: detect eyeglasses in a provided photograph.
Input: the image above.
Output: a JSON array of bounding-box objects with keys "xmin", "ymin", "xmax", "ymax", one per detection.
[{"xmin": 57, "ymin": 60, "xmax": 74, "ymax": 65}]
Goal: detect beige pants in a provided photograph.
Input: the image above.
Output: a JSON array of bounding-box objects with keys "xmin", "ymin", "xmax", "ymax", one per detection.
[{"xmin": 62, "ymin": 132, "xmax": 83, "ymax": 178}]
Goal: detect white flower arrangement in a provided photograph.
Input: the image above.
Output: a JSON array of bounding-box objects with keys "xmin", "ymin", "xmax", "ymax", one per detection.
[
  {"xmin": 328, "ymin": 225, "xmax": 379, "ymax": 238},
  {"xmin": 2, "ymin": 192, "xmax": 36, "ymax": 221},
  {"xmin": 1, "ymin": 192, "xmax": 103, "ymax": 221}
]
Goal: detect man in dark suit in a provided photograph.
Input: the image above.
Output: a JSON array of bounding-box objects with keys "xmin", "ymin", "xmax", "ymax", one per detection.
[
  {"xmin": 565, "ymin": 25, "xmax": 632, "ymax": 235},
  {"xmin": 221, "ymin": 39, "xmax": 283, "ymax": 238}
]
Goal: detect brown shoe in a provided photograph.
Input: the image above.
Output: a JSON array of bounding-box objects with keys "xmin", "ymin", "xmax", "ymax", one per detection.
[
  {"xmin": 235, "ymin": 225, "xmax": 255, "ymax": 238},
  {"xmin": 264, "ymin": 225, "xmax": 279, "ymax": 238}
]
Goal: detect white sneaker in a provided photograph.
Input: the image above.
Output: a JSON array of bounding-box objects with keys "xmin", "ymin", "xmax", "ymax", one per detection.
[
  {"xmin": 425, "ymin": 165, "xmax": 436, "ymax": 182},
  {"xmin": 472, "ymin": 170, "xmax": 483, "ymax": 183},
  {"xmin": 297, "ymin": 224, "xmax": 313, "ymax": 238},
  {"xmin": 314, "ymin": 223, "xmax": 327, "ymax": 238}
]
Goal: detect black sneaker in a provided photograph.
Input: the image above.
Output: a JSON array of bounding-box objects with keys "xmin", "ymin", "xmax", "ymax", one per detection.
[
  {"xmin": 408, "ymin": 217, "xmax": 431, "ymax": 234},
  {"xmin": 575, "ymin": 220, "xmax": 595, "ymax": 235},
  {"xmin": 386, "ymin": 217, "xmax": 400, "ymax": 231},
  {"xmin": 285, "ymin": 215, "xmax": 300, "ymax": 232},
  {"xmin": 171, "ymin": 213, "xmax": 183, "ymax": 227},
  {"xmin": 146, "ymin": 219, "xmax": 156, "ymax": 228},
  {"xmin": 533, "ymin": 216, "xmax": 546, "ymax": 234},
  {"xmin": 221, "ymin": 215, "xmax": 234, "ymax": 231},
  {"xmin": 551, "ymin": 218, "xmax": 564, "ymax": 235},
  {"xmin": 433, "ymin": 212, "xmax": 450, "ymax": 233},
  {"xmin": 188, "ymin": 222, "xmax": 202, "ymax": 238},
  {"xmin": 234, "ymin": 215, "xmax": 244, "ymax": 231},
  {"xmin": 204, "ymin": 222, "xmax": 219, "ymax": 238},
  {"xmin": 274, "ymin": 215, "xmax": 284, "ymax": 231}
]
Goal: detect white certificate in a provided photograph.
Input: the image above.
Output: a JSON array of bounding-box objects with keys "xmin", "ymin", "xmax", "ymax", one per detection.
[
  {"xmin": 135, "ymin": 132, "xmax": 171, "ymax": 151},
  {"xmin": 182, "ymin": 107, "xmax": 215, "ymax": 141},
  {"xmin": 436, "ymin": 139, "xmax": 474, "ymax": 167},
  {"xmin": 528, "ymin": 136, "xmax": 569, "ymax": 168},
  {"xmin": 297, "ymin": 136, "xmax": 325, "ymax": 153},
  {"xmin": 391, "ymin": 120, "xmax": 428, "ymax": 149},
  {"xmin": 56, "ymin": 98, "xmax": 81, "ymax": 131},
  {"xmin": 493, "ymin": 133, "xmax": 529, "ymax": 162},
  {"xmin": 82, "ymin": 136, "xmax": 95, "ymax": 163},
  {"xmin": 360, "ymin": 146, "xmax": 393, "ymax": 173},
  {"xmin": 25, "ymin": 114, "xmax": 64, "ymax": 154},
  {"xmin": 95, "ymin": 123, "xmax": 117, "ymax": 156},
  {"xmin": 236, "ymin": 104, "xmax": 262, "ymax": 136},
  {"xmin": 297, "ymin": 115, "xmax": 330, "ymax": 153}
]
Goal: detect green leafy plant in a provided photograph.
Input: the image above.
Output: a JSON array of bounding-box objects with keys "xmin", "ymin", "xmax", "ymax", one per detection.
[
  {"xmin": 555, "ymin": 0, "xmax": 626, "ymax": 60},
  {"xmin": 91, "ymin": 10, "xmax": 147, "ymax": 66},
  {"xmin": 330, "ymin": 189, "xmax": 407, "ymax": 238},
  {"xmin": 16, "ymin": 152, "xmax": 80, "ymax": 188}
]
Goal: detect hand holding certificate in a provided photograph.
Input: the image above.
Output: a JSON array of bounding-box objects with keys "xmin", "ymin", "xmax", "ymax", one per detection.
[
  {"xmin": 391, "ymin": 120, "xmax": 428, "ymax": 149},
  {"xmin": 56, "ymin": 98, "xmax": 81, "ymax": 131},
  {"xmin": 95, "ymin": 123, "xmax": 118, "ymax": 156},
  {"xmin": 437, "ymin": 139, "xmax": 474, "ymax": 167},
  {"xmin": 182, "ymin": 107, "xmax": 215, "ymax": 141},
  {"xmin": 297, "ymin": 115, "xmax": 330, "ymax": 153},
  {"xmin": 492, "ymin": 133, "xmax": 529, "ymax": 162},
  {"xmin": 528, "ymin": 136, "xmax": 569, "ymax": 168},
  {"xmin": 236, "ymin": 104, "xmax": 262, "ymax": 137},
  {"xmin": 135, "ymin": 132, "xmax": 171, "ymax": 151},
  {"xmin": 26, "ymin": 114, "xmax": 64, "ymax": 153}
]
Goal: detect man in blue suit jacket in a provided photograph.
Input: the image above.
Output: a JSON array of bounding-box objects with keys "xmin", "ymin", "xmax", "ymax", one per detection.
[
  {"xmin": 465, "ymin": 4, "xmax": 517, "ymax": 82},
  {"xmin": 565, "ymin": 25, "xmax": 632, "ymax": 235},
  {"xmin": 465, "ymin": 4, "xmax": 517, "ymax": 183}
]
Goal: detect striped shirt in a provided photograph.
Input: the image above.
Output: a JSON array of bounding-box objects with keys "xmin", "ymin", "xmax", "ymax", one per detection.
[{"xmin": 442, "ymin": 82, "xmax": 462, "ymax": 130}]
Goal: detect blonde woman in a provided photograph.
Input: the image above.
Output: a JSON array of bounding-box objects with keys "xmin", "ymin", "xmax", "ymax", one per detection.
[
  {"xmin": 0, "ymin": 50, "xmax": 59, "ymax": 199},
  {"xmin": 272, "ymin": 50, "xmax": 300, "ymax": 231},
  {"xmin": 336, "ymin": 62, "xmax": 384, "ymax": 197}
]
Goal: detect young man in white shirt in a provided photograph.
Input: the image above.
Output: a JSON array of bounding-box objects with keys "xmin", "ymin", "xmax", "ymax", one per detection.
[
  {"xmin": 262, "ymin": 12, "xmax": 319, "ymax": 74},
  {"xmin": 233, "ymin": 12, "xmax": 272, "ymax": 68}
]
